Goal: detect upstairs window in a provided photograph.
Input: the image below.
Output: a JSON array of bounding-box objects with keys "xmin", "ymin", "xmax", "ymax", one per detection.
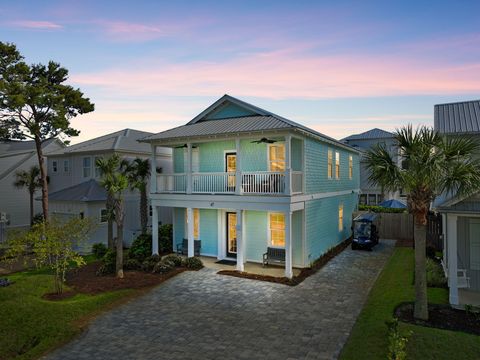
[
  {"xmin": 52, "ymin": 160, "xmax": 58, "ymax": 173},
  {"xmin": 338, "ymin": 204, "xmax": 344, "ymax": 232},
  {"xmin": 327, "ymin": 149, "xmax": 333, "ymax": 179},
  {"xmin": 335, "ymin": 152, "xmax": 340, "ymax": 179},
  {"xmin": 269, "ymin": 213, "xmax": 285, "ymax": 247},
  {"xmin": 63, "ymin": 160, "xmax": 69, "ymax": 173},
  {"xmin": 100, "ymin": 208, "xmax": 108, "ymax": 223},
  {"xmin": 94, "ymin": 156, "xmax": 102, "ymax": 177},
  {"xmin": 269, "ymin": 144, "xmax": 285, "ymax": 172},
  {"xmin": 83, "ymin": 157, "xmax": 91, "ymax": 178},
  {"xmin": 349, "ymin": 155, "xmax": 353, "ymax": 179}
]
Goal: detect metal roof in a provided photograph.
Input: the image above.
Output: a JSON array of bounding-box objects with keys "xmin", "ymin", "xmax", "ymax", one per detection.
[
  {"xmin": 434, "ymin": 100, "xmax": 480, "ymax": 134},
  {"xmin": 353, "ymin": 213, "xmax": 379, "ymax": 222},
  {"xmin": 342, "ymin": 128, "xmax": 394, "ymax": 141},
  {"xmin": 48, "ymin": 179, "xmax": 107, "ymax": 202}
]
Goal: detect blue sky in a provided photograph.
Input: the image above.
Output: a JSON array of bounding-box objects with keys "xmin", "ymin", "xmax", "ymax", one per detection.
[{"xmin": 1, "ymin": 0, "xmax": 479, "ymax": 143}]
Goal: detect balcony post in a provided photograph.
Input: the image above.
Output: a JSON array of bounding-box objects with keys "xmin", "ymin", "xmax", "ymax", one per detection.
[
  {"xmin": 150, "ymin": 144, "xmax": 157, "ymax": 193},
  {"xmin": 186, "ymin": 143, "xmax": 192, "ymax": 194},
  {"xmin": 235, "ymin": 138, "xmax": 242, "ymax": 195},
  {"xmin": 187, "ymin": 207, "xmax": 194, "ymax": 257},
  {"xmin": 151, "ymin": 205, "xmax": 159, "ymax": 255},
  {"xmin": 285, "ymin": 210, "xmax": 293, "ymax": 278},
  {"xmin": 285, "ymin": 134, "xmax": 292, "ymax": 195},
  {"xmin": 236, "ymin": 209, "xmax": 244, "ymax": 271}
]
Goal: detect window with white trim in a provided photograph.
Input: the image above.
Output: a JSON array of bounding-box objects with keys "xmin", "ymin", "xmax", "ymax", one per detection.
[
  {"xmin": 52, "ymin": 160, "xmax": 58, "ymax": 173},
  {"xmin": 338, "ymin": 204, "xmax": 344, "ymax": 232},
  {"xmin": 94, "ymin": 156, "xmax": 102, "ymax": 178},
  {"xmin": 470, "ymin": 219, "xmax": 480, "ymax": 270},
  {"xmin": 100, "ymin": 208, "xmax": 108, "ymax": 223},
  {"xmin": 335, "ymin": 151, "xmax": 340, "ymax": 179},
  {"xmin": 63, "ymin": 160, "xmax": 69, "ymax": 173},
  {"xmin": 327, "ymin": 149, "xmax": 333, "ymax": 179},
  {"xmin": 269, "ymin": 212, "xmax": 285, "ymax": 247},
  {"xmin": 83, "ymin": 157, "xmax": 91, "ymax": 178},
  {"xmin": 349, "ymin": 155, "xmax": 353, "ymax": 179},
  {"xmin": 268, "ymin": 144, "xmax": 285, "ymax": 171}
]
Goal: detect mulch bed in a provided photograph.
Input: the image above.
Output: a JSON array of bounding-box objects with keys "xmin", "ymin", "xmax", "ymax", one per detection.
[
  {"xmin": 218, "ymin": 238, "xmax": 352, "ymax": 286},
  {"xmin": 42, "ymin": 261, "xmax": 186, "ymax": 300},
  {"xmin": 395, "ymin": 302, "xmax": 480, "ymax": 335},
  {"xmin": 395, "ymin": 239, "xmax": 414, "ymax": 247}
]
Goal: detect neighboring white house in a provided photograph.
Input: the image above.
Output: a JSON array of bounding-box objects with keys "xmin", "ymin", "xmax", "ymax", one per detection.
[
  {"xmin": 0, "ymin": 138, "xmax": 65, "ymax": 231},
  {"xmin": 434, "ymin": 99, "xmax": 480, "ymax": 307},
  {"xmin": 47, "ymin": 128, "xmax": 173, "ymax": 251},
  {"xmin": 342, "ymin": 128, "xmax": 403, "ymax": 205}
]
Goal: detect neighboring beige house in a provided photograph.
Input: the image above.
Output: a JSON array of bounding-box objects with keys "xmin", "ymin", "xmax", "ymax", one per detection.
[
  {"xmin": 0, "ymin": 138, "xmax": 65, "ymax": 232},
  {"xmin": 47, "ymin": 128, "xmax": 173, "ymax": 251}
]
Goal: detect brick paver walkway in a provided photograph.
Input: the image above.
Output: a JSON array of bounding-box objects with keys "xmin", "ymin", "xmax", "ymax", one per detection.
[{"xmin": 45, "ymin": 240, "xmax": 395, "ymax": 360}]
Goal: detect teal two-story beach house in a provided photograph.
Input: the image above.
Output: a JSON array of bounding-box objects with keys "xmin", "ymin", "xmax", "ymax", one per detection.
[{"xmin": 142, "ymin": 95, "xmax": 360, "ymax": 278}]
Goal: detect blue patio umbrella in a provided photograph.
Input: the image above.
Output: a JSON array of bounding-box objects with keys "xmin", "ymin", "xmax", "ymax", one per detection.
[{"xmin": 378, "ymin": 199, "xmax": 407, "ymax": 209}]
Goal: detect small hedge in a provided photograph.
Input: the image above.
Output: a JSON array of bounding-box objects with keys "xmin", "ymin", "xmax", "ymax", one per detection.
[
  {"xmin": 358, "ymin": 204, "xmax": 406, "ymax": 213},
  {"xmin": 162, "ymin": 254, "xmax": 182, "ymax": 267},
  {"xmin": 92, "ymin": 243, "xmax": 108, "ymax": 259},
  {"xmin": 128, "ymin": 225, "xmax": 173, "ymax": 262},
  {"xmin": 152, "ymin": 260, "xmax": 175, "ymax": 274},
  {"xmin": 183, "ymin": 257, "xmax": 203, "ymax": 270},
  {"xmin": 96, "ymin": 249, "xmax": 116, "ymax": 276},
  {"xmin": 426, "ymin": 258, "xmax": 447, "ymax": 288}
]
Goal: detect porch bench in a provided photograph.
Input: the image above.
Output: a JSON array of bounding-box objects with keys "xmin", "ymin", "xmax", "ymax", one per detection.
[
  {"xmin": 263, "ymin": 247, "xmax": 285, "ymax": 266},
  {"xmin": 176, "ymin": 238, "xmax": 201, "ymax": 256}
]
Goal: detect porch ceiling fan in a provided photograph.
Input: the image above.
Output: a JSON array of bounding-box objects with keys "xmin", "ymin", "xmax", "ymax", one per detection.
[
  {"xmin": 174, "ymin": 144, "xmax": 198, "ymax": 149},
  {"xmin": 251, "ymin": 137, "xmax": 277, "ymax": 144}
]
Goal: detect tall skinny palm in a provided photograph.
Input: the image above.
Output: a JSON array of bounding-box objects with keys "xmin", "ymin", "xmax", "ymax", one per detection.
[
  {"xmin": 98, "ymin": 154, "xmax": 128, "ymax": 278},
  {"xmin": 122, "ymin": 158, "xmax": 151, "ymax": 234},
  {"xmin": 14, "ymin": 166, "xmax": 43, "ymax": 225},
  {"xmin": 365, "ymin": 125, "xmax": 480, "ymax": 320},
  {"xmin": 96, "ymin": 156, "xmax": 118, "ymax": 250}
]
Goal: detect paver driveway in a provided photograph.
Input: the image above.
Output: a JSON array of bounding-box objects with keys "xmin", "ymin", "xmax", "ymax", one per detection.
[{"xmin": 46, "ymin": 240, "xmax": 395, "ymax": 360}]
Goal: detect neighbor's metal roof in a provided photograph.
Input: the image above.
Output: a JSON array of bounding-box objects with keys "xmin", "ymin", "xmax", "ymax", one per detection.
[
  {"xmin": 342, "ymin": 128, "xmax": 394, "ymax": 141},
  {"xmin": 434, "ymin": 100, "xmax": 480, "ymax": 134},
  {"xmin": 48, "ymin": 179, "xmax": 107, "ymax": 202}
]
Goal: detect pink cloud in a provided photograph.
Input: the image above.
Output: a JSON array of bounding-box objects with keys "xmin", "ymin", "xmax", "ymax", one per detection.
[{"xmin": 8, "ymin": 20, "xmax": 62, "ymax": 30}]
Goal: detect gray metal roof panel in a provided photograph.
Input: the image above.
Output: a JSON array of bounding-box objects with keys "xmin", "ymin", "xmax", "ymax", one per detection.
[
  {"xmin": 48, "ymin": 179, "xmax": 107, "ymax": 202},
  {"xmin": 342, "ymin": 128, "xmax": 394, "ymax": 141},
  {"xmin": 434, "ymin": 100, "xmax": 480, "ymax": 134}
]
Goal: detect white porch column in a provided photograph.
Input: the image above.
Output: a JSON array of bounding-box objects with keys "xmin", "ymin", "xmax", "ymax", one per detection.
[
  {"xmin": 186, "ymin": 143, "xmax": 192, "ymax": 194},
  {"xmin": 285, "ymin": 210, "xmax": 293, "ymax": 279},
  {"xmin": 151, "ymin": 205, "xmax": 159, "ymax": 255},
  {"xmin": 235, "ymin": 138, "xmax": 242, "ymax": 195},
  {"xmin": 236, "ymin": 209, "xmax": 244, "ymax": 271},
  {"xmin": 442, "ymin": 213, "xmax": 447, "ymax": 267},
  {"xmin": 150, "ymin": 145, "xmax": 157, "ymax": 194},
  {"xmin": 446, "ymin": 214, "xmax": 459, "ymax": 305},
  {"xmin": 285, "ymin": 134, "xmax": 292, "ymax": 195},
  {"xmin": 187, "ymin": 207, "xmax": 194, "ymax": 257}
]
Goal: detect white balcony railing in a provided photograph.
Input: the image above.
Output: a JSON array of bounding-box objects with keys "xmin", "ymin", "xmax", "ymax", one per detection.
[{"xmin": 156, "ymin": 171, "xmax": 303, "ymax": 195}]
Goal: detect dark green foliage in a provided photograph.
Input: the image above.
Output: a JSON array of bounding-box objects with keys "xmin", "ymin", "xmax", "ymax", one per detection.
[
  {"xmin": 152, "ymin": 260, "xmax": 175, "ymax": 274},
  {"xmin": 96, "ymin": 249, "xmax": 116, "ymax": 276},
  {"xmin": 32, "ymin": 213, "xmax": 44, "ymax": 225},
  {"xmin": 140, "ymin": 254, "xmax": 161, "ymax": 272},
  {"xmin": 426, "ymin": 246, "xmax": 436, "ymax": 259},
  {"xmin": 426, "ymin": 258, "xmax": 447, "ymax": 288},
  {"xmin": 159, "ymin": 224, "xmax": 173, "ymax": 253},
  {"xmin": 386, "ymin": 318, "xmax": 410, "ymax": 360},
  {"xmin": 92, "ymin": 243, "xmax": 108, "ymax": 259},
  {"xmin": 129, "ymin": 233, "xmax": 152, "ymax": 262},
  {"xmin": 124, "ymin": 258, "xmax": 142, "ymax": 270},
  {"xmin": 183, "ymin": 257, "xmax": 203, "ymax": 270},
  {"xmin": 358, "ymin": 205, "xmax": 406, "ymax": 213},
  {"xmin": 162, "ymin": 254, "xmax": 182, "ymax": 267}
]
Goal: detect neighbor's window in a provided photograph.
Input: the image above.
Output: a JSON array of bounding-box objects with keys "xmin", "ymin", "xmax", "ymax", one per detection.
[
  {"xmin": 52, "ymin": 160, "xmax": 58, "ymax": 173},
  {"xmin": 83, "ymin": 157, "xmax": 91, "ymax": 177},
  {"xmin": 100, "ymin": 208, "xmax": 108, "ymax": 223},
  {"xmin": 270, "ymin": 213, "xmax": 285, "ymax": 247},
  {"xmin": 349, "ymin": 155, "xmax": 353, "ymax": 179},
  {"xmin": 269, "ymin": 144, "xmax": 285, "ymax": 171},
  {"xmin": 368, "ymin": 194, "xmax": 377, "ymax": 205},
  {"xmin": 470, "ymin": 219, "xmax": 480, "ymax": 270},
  {"xmin": 185, "ymin": 208, "xmax": 200, "ymax": 239},
  {"xmin": 327, "ymin": 149, "xmax": 333, "ymax": 178},
  {"xmin": 359, "ymin": 194, "xmax": 367, "ymax": 205},
  {"xmin": 63, "ymin": 160, "xmax": 69, "ymax": 173},
  {"xmin": 335, "ymin": 151, "xmax": 340, "ymax": 179},
  {"xmin": 94, "ymin": 156, "xmax": 102, "ymax": 177},
  {"xmin": 338, "ymin": 204, "xmax": 344, "ymax": 232}
]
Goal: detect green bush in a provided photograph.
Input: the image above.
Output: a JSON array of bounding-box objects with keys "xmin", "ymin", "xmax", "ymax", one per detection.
[
  {"xmin": 140, "ymin": 254, "xmax": 161, "ymax": 272},
  {"xmin": 152, "ymin": 259, "xmax": 175, "ymax": 274},
  {"xmin": 92, "ymin": 243, "xmax": 108, "ymax": 259},
  {"xmin": 162, "ymin": 254, "xmax": 182, "ymax": 267},
  {"xmin": 96, "ymin": 249, "xmax": 116, "ymax": 276},
  {"xmin": 159, "ymin": 224, "xmax": 173, "ymax": 253},
  {"xmin": 386, "ymin": 318, "xmax": 410, "ymax": 360},
  {"xmin": 129, "ymin": 234, "xmax": 151, "ymax": 262},
  {"xmin": 426, "ymin": 258, "xmax": 447, "ymax": 288},
  {"xmin": 358, "ymin": 205, "xmax": 406, "ymax": 213},
  {"xmin": 183, "ymin": 256, "xmax": 203, "ymax": 270},
  {"xmin": 124, "ymin": 258, "xmax": 142, "ymax": 270}
]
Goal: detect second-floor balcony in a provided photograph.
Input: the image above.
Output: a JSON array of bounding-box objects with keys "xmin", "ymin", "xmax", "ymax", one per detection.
[{"xmin": 156, "ymin": 170, "xmax": 303, "ymax": 195}]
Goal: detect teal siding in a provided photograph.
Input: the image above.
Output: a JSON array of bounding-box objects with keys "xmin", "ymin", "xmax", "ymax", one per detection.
[
  {"xmin": 291, "ymin": 138, "xmax": 303, "ymax": 171},
  {"xmin": 245, "ymin": 211, "xmax": 268, "ymax": 262},
  {"xmin": 198, "ymin": 140, "xmax": 235, "ymax": 172},
  {"xmin": 173, "ymin": 148, "xmax": 184, "ymax": 173},
  {"xmin": 292, "ymin": 210, "xmax": 303, "ymax": 267},
  {"xmin": 305, "ymin": 193, "xmax": 356, "ymax": 264},
  {"xmin": 174, "ymin": 208, "xmax": 185, "ymax": 245},
  {"xmin": 204, "ymin": 103, "xmax": 256, "ymax": 120},
  {"xmin": 305, "ymin": 138, "xmax": 360, "ymax": 194},
  {"xmin": 199, "ymin": 209, "xmax": 218, "ymax": 256},
  {"xmin": 241, "ymin": 140, "xmax": 268, "ymax": 171}
]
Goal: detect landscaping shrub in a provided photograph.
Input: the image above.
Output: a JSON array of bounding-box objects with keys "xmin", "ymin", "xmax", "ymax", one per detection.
[
  {"xmin": 426, "ymin": 245, "xmax": 436, "ymax": 259},
  {"xmin": 96, "ymin": 249, "xmax": 116, "ymax": 276},
  {"xmin": 386, "ymin": 318, "xmax": 410, "ymax": 360},
  {"xmin": 358, "ymin": 205, "xmax": 406, "ymax": 213},
  {"xmin": 426, "ymin": 258, "xmax": 447, "ymax": 287},
  {"xmin": 92, "ymin": 243, "xmax": 108, "ymax": 259},
  {"xmin": 183, "ymin": 256, "xmax": 203, "ymax": 270},
  {"xmin": 152, "ymin": 259, "xmax": 175, "ymax": 274},
  {"xmin": 159, "ymin": 224, "xmax": 173, "ymax": 253},
  {"xmin": 129, "ymin": 233, "xmax": 151, "ymax": 262},
  {"xmin": 140, "ymin": 254, "xmax": 161, "ymax": 272},
  {"xmin": 162, "ymin": 254, "xmax": 182, "ymax": 267},
  {"xmin": 124, "ymin": 258, "xmax": 142, "ymax": 270}
]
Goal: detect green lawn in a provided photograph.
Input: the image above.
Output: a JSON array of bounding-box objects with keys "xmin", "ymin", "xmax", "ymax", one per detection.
[
  {"xmin": 340, "ymin": 248, "xmax": 480, "ymax": 360},
  {"xmin": 0, "ymin": 268, "xmax": 134, "ymax": 360}
]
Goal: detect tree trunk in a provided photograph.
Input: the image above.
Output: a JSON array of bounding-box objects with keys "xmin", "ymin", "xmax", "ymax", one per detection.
[
  {"xmin": 29, "ymin": 191, "xmax": 34, "ymax": 226},
  {"xmin": 413, "ymin": 222, "xmax": 428, "ymax": 320},
  {"xmin": 107, "ymin": 192, "xmax": 114, "ymax": 249},
  {"xmin": 115, "ymin": 199, "xmax": 124, "ymax": 279},
  {"xmin": 140, "ymin": 187, "xmax": 147, "ymax": 234},
  {"xmin": 34, "ymin": 136, "xmax": 48, "ymax": 221}
]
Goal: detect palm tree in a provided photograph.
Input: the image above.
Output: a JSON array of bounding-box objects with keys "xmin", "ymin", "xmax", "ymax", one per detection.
[
  {"xmin": 122, "ymin": 158, "xmax": 151, "ymax": 234},
  {"xmin": 96, "ymin": 156, "xmax": 119, "ymax": 250},
  {"xmin": 13, "ymin": 166, "xmax": 43, "ymax": 225},
  {"xmin": 365, "ymin": 125, "xmax": 480, "ymax": 320},
  {"xmin": 98, "ymin": 154, "xmax": 128, "ymax": 278}
]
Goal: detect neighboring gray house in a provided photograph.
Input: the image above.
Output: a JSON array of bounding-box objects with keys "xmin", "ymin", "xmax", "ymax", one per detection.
[
  {"xmin": 342, "ymin": 128, "xmax": 402, "ymax": 205},
  {"xmin": 434, "ymin": 99, "xmax": 480, "ymax": 307},
  {"xmin": 47, "ymin": 128, "xmax": 173, "ymax": 251},
  {"xmin": 0, "ymin": 138, "xmax": 65, "ymax": 230}
]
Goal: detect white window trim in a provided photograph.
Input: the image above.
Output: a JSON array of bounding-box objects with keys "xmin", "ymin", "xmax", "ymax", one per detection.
[
  {"xmin": 94, "ymin": 156, "xmax": 102, "ymax": 178},
  {"xmin": 52, "ymin": 160, "xmax": 58, "ymax": 173},
  {"xmin": 183, "ymin": 147, "xmax": 200, "ymax": 173},
  {"xmin": 335, "ymin": 151, "xmax": 340, "ymax": 180},
  {"xmin": 224, "ymin": 149, "xmax": 236, "ymax": 172},
  {"xmin": 267, "ymin": 142, "xmax": 286, "ymax": 172},
  {"xmin": 349, "ymin": 155, "xmax": 353, "ymax": 180},
  {"xmin": 99, "ymin": 208, "xmax": 108, "ymax": 224},
  {"xmin": 327, "ymin": 149, "xmax": 333, "ymax": 180},
  {"xmin": 82, "ymin": 156, "xmax": 92, "ymax": 178},
  {"xmin": 338, "ymin": 203, "xmax": 344, "ymax": 232},
  {"xmin": 267, "ymin": 212, "xmax": 286, "ymax": 248},
  {"xmin": 63, "ymin": 159, "xmax": 69, "ymax": 173}
]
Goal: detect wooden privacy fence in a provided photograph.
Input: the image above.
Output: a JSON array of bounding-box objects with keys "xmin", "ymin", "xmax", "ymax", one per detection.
[{"xmin": 354, "ymin": 211, "xmax": 414, "ymax": 241}]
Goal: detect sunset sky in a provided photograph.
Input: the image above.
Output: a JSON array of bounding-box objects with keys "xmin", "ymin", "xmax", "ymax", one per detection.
[{"xmin": 1, "ymin": 0, "xmax": 480, "ymax": 143}]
